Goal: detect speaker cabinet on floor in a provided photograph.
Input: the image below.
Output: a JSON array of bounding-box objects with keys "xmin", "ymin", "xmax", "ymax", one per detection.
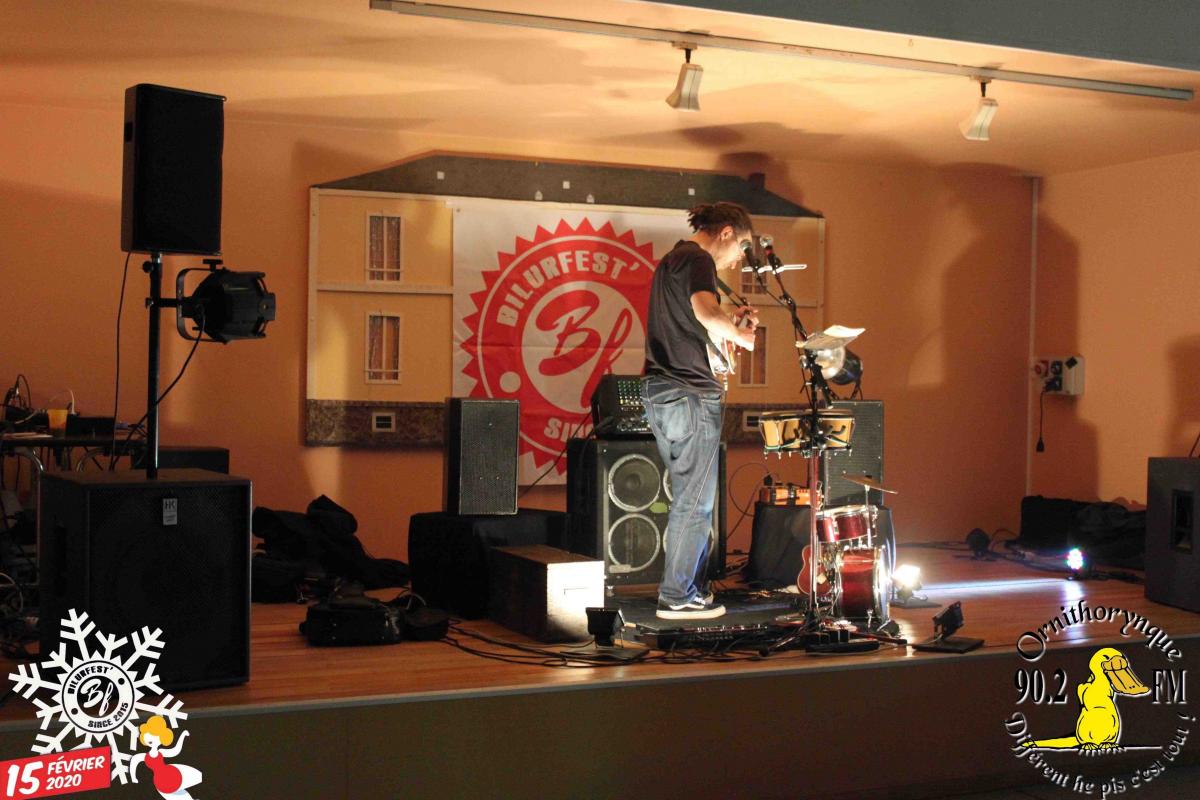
[
  {"xmin": 38, "ymin": 469, "xmax": 251, "ymax": 691},
  {"xmin": 566, "ymin": 438, "xmax": 726, "ymax": 587},
  {"xmin": 1147, "ymin": 458, "xmax": 1200, "ymax": 612},
  {"xmin": 824, "ymin": 400, "xmax": 884, "ymax": 507},
  {"xmin": 121, "ymin": 83, "xmax": 225, "ymax": 255},
  {"xmin": 444, "ymin": 398, "xmax": 519, "ymax": 515}
]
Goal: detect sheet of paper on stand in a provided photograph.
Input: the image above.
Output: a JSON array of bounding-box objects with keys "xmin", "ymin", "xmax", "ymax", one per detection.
[{"xmin": 801, "ymin": 325, "xmax": 865, "ymax": 351}]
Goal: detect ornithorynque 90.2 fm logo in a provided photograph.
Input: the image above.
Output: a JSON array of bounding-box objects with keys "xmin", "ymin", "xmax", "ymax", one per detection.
[
  {"xmin": 1004, "ymin": 600, "xmax": 1192, "ymax": 796},
  {"xmin": 4, "ymin": 610, "xmax": 202, "ymax": 798}
]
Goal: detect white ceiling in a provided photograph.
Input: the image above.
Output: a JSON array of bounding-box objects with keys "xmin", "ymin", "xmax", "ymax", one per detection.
[{"xmin": 2, "ymin": 0, "xmax": 1198, "ymax": 175}]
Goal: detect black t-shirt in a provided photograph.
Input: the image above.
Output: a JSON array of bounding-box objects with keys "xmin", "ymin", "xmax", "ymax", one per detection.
[{"xmin": 643, "ymin": 240, "xmax": 721, "ymax": 391}]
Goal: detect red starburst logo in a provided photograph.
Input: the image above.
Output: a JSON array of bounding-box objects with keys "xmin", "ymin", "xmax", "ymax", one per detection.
[{"xmin": 460, "ymin": 218, "xmax": 657, "ymax": 474}]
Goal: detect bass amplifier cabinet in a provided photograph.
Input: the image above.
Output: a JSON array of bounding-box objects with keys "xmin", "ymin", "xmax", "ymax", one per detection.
[
  {"xmin": 823, "ymin": 400, "xmax": 884, "ymax": 507},
  {"xmin": 38, "ymin": 469, "xmax": 251, "ymax": 691},
  {"xmin": 566, "ymin": 438, "xmax": 726, "ymax": 587},
  {"xmin": 444, "ymin": 398, "xmax": 519, "ymax": 515},
  {"xmin": 1146, "ymin": 458, "xmax": 1200, "ymax": 612},
  {"xmin": 121, "ymin": 84, "xmax": 225, "ymax": 255}
]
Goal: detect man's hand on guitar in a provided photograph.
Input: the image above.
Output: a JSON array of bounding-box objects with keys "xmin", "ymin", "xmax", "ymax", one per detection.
[
  {"xmin": 734, "ymin": 306, "xmax": 758, "ymax": 351},
  {"xmin": 733, "ymin": 305, "xmax": 759, "ymax": 330}
]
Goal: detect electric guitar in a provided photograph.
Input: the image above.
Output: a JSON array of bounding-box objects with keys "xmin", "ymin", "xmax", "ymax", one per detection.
[{"xmin": 706, "ymin": 280, "xmax": 755, "ymax": 389}]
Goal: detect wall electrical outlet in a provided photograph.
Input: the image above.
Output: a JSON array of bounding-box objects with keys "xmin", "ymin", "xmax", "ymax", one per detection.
[{"xmin": 1039, "ymin": 355, "xmax": 1085, "ymax": 396}]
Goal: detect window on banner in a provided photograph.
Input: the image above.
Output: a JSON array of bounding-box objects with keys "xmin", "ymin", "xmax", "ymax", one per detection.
[
  {"xmin": 740, "ymin": 264, "xmax": 776, "ymax": 299},
  {"xmin": 737, "ymin": 325, "xmax": 768, "ymax": 387},
  {"xmin": 366, "ymin": 313, "xmax": 401, "ymax": 383},
  {"xmin": 367, "ymin": 214, "xmax": 402, "ymax": 281}
]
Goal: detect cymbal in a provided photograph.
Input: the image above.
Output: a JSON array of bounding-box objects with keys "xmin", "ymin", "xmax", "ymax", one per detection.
[{"xmin": 841, "ymin": 474, "xmax": 898, "ymax": 494}]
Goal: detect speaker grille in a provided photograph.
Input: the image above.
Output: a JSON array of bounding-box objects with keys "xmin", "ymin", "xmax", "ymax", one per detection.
[
  {"xmin": 566, "ymin": 438, "xmax": 726, "ymax": 586},
  {"xmin": 824, "ymin": 400, "xmax": 884, "ymax": 507},
  {"xmin": 121, "ymin": 84, "xmax": 225, "ymax": 255},
  {"xmin": 608, "ymin": 454, "xmax": 661, "ymax": 512},
  {"xmin": 39, "ymin": 470, "xmax": 250, "ymax": 691},
  {"xmin": 445, "ymin": 398, "xmax": 519, "ymax": 515}
]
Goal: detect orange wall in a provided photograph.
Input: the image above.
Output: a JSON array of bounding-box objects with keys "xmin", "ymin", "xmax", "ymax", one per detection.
[
  {"xmin": 1032, "ymin": 151, "xmax": 1200, "ymax": 505},
  {"xmin": 765, "ymin": 162, "xmax": 1034, "ymax": 544},
  {"xmin": 0, "ymin": 100, "xmax": 1033, "ymax": 559}
]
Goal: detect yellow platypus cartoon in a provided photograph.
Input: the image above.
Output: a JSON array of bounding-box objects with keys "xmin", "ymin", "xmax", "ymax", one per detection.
[{"xmin": 1024, "ymin": 647, "xmax": 1150, "ymax": 751}]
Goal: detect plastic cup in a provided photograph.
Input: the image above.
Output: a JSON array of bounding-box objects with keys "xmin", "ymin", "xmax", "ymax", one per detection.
[{"xmin": 47, "ymin": 408, "xmax": 68, "ymax": 435}]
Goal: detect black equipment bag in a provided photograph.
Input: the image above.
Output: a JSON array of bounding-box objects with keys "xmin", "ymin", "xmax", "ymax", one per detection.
[
  {"xmin": 253, "ymin": 495, "xmax": 410, "ymax": 589},
  {"xmin": 300, "ymin": 595, "xmax": 403, "ymax": 647}
]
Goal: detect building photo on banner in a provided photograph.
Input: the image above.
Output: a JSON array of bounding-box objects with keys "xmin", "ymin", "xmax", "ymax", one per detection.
[{"xmin": 2, "ymin": 1, "xmax": 1200, "ymax": 798}]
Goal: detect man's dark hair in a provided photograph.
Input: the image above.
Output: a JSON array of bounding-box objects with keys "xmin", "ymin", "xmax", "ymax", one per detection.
[{"xmin": 687, "ymin": 201, "xmax": 753, "ymax": 237}]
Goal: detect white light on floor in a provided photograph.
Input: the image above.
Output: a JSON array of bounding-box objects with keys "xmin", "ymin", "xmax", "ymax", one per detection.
[{"xmin": 894, "ymin": 564, "xmax": 922, "ymax": 589}]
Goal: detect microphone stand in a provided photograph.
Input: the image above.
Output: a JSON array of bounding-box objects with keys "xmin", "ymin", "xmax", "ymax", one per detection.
[{"xmin": 754, "ymin": 244, "xmax": 835, "ymax": 633}]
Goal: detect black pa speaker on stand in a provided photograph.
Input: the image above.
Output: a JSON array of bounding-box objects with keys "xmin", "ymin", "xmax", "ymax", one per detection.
[
  {"xmin": 444, "ymin": 398, "xmax": 519, "ymax": 515},
  {"xmin": 121, "ymin": 83, "xmax": 225, "ymax": 256},
  {"xmin": 565, "ymin": 438, "xmax": 726, "ymax": 587},
  {"xmin": 38, "ymin": 469, "xmax": 251, "ymax": 691}
]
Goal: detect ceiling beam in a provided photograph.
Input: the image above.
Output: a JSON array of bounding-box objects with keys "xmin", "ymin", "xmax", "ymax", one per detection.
[{"xmin": 369, "ymin": 0, "xmax": 1193, "ymax": 100}]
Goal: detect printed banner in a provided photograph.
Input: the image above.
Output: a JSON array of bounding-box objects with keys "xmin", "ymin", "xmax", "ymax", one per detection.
[{"xmin": 453, "ymin": 203, "xmax": 687, "ymax": 484}]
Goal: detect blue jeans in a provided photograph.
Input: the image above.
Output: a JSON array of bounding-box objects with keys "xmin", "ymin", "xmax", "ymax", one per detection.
[{"xmin": 641, "ymin": 375, "xmax": 722, "ymax": 605}]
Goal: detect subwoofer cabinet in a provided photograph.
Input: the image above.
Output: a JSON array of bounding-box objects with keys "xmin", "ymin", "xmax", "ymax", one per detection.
[
  {"xmin": 565, "ymin": 438, "xmax": 726, "ymax": 587},
  {"xmin": 38, "ymin": 469, "xmax": 251, "ymax": 691}
]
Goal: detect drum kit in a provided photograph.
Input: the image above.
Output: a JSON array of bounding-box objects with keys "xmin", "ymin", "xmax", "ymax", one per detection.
[{"xmin": 758, "ymin": 410, "xmax": 899, "ymax": 630}]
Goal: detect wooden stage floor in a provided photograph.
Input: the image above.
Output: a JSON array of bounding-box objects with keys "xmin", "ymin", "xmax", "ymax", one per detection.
[
  {"xmin": 1, "ymin": 547, "xmax": 1198, "ymax": 799},
  {"xmin": 7, "ymin": 546, "xmax": 1192, "ymax": 718}
]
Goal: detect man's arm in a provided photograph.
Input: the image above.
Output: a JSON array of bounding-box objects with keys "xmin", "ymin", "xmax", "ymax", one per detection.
[{"xmin": 690, "ymin": 291, "xmax": 756, "ymax": 350}]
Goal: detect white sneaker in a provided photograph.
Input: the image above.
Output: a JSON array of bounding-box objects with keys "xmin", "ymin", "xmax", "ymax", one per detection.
[{"xmin": 656, "ymin": 598, "xmax": 727, "ymax": 620}]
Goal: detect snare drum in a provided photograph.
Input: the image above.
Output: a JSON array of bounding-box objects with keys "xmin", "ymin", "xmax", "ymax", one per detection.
[
  {"xmin": 837, "ymin": 547, "xmax": 890, "ymax": 624},
  {"xmin": 757, "ymin": 409, "xmax": 856, "ymax": 453},
  {"xmin": 815, "ymin": 504, "xmax": 875, "ymax": 545}
]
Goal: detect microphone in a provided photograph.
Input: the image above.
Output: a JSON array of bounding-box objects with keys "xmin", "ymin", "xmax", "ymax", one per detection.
[{"xmin": 740, "ymin": 240, "xmax": 760, "ymax": 269}]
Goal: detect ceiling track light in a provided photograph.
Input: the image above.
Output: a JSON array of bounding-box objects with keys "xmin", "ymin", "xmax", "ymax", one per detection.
[
  {"xmin": 666, "ymin": 42, "xmax": 702, "ymax": 111},
  {"xmin": 370, "ymin": 0, "xmax": 1193, "ymax": 101},
  {"xmin": 961, "ymin": 77, "xmax": 998, "ymax": 141}
]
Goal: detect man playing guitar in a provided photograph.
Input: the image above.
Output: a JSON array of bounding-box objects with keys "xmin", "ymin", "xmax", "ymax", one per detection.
[{"xmin": 642, "ymin": 202, "xmax": 758, "ymax": 619}]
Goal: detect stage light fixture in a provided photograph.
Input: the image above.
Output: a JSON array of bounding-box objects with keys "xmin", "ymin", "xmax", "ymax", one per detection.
[
  {"xmin": 666, "ymin": 43, "xmax": 702, "ymax": 111},
  {"xmin": 813, "ymin": 347, "xmax": 863, "ymax": 385},
  {"xmin": 1066, "ymin": 547, "xmax": 1093, "ymax": 580},
  {"xmin": 914, "ymin": 600, "xmax": 984, "ymax": 654},
  {"xmin": 893, "ymin": 564, "xmax": 923, "ymax": 603},
  {"xmin": 586, "ymin": 607, "xmax": 625, "ymax": 647},
  {"xmin": 175, "ymin": 261, "xmax": 276, "ymax": 343},
  {"xmin": 960, "ymin": 78, "xmax": 998, "ymax": 141}
]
